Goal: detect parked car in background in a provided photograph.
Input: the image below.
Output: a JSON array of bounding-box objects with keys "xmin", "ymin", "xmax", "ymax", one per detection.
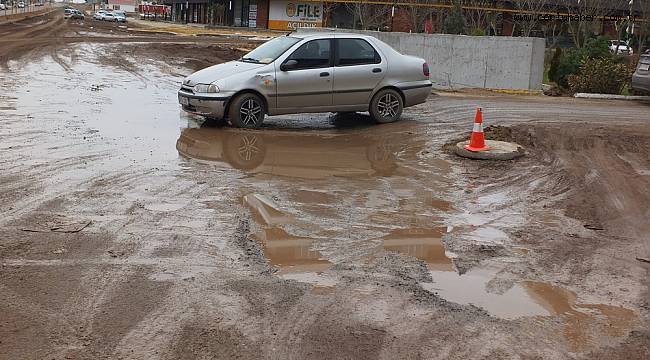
[
  {"xmin": 609, "ymin": 40, "xmax": 633, "ymax": 55},
  {"xmin": 631, "ymin": 52, "xmax": 650, "ymax": 95},
  {"xmin": 34, "ymin": 1, "xmax": 44, "ymax": 6},
  {"xmin": 64, "ymin": 7, "xmax": 74, "ymax": 17},
  {"xmin": 0, "ymin": 4, "xmax": 6, "ymax": 10},
  {"xmin": 102, "ymin": 12, "xmax": 117, "ymax": 22},
  {"xmin": 70, "ymin": 9, "xmax": 84, "ymax": 20},
  {"xmin": 17, "ymin": 2, "xmax": 25, "ymax": 8},
  {"xmin": 93, "ymin": 10, "xmax": 106, "ymax": 20},
  {"xmin": 178, "ymin": 33, "xmax": 432, "ymax": 128},
  {"xmin": 113, "ymin": 12, "xmax": 126, "ymax": 22},
  {"xmin": 139, "ymin": 13, "xmax": 156, "ymax": 20}
]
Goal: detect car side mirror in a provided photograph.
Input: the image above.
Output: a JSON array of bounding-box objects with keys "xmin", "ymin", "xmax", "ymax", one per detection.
[{"xmin": 280, "ymin": 59, "xmax": 298, "ymax": 71}]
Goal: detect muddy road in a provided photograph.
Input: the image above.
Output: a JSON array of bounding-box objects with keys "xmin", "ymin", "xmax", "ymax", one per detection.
[{"xmin": 1, "ymin": 10, "xmax": 649, "ymax": 360}]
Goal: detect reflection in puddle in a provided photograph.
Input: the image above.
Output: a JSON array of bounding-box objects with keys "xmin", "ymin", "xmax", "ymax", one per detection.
[
  {"xmin": 380, "ymin": 227, "xmax": 454, "ymax": 271},
  {"xmin": 422, "ymin": 267, "xmax": 549, "ymax": 319},
  {"xmin": 253, "ymin": 227, "xmax": 334, "ymax": 286},
  {"xmin": 421, "ymin": 267, "xmax": 637, "ymax": 349},
  {"xmin": 176, "ymin": 127, "xmax": 404, "ymax": 178},
  {"xmin": 253, "ymin": 227, "xmax": 330, "ymax": 274},
  {"xmin": 243, "ymin": 193, "xmax": 292, "ymax": 226},
  {"xmin": 523, "ymin": 281, "xmax": 637, "ymax": 350}
]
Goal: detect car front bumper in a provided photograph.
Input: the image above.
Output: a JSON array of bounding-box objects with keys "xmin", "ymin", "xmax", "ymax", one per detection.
[{"xmin": 178, "ymin": 90, "xmax": 230, "ymax": 119}]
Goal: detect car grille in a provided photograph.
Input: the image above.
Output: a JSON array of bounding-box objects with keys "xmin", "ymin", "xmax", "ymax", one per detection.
[{"xmin": 181, "ymin": 84, "xmax": 194, "ymax": 94}]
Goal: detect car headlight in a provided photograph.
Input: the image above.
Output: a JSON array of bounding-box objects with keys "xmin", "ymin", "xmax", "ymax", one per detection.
[{"xmin": 193, "ymin": 84, "xmax": 219, "ymax": 93}]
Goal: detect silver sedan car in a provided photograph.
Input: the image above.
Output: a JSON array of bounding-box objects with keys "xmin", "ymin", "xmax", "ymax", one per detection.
[{"xmin": 178, "ymin": 33, "xmax": 432, "ymax": 128}]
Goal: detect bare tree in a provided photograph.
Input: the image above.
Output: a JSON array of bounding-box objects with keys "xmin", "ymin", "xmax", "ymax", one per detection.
[
  {"xmin": 510, "ymin": 0, "xmax": 549, "ymax": 37},
  {"xmin": 463, "ymin": 0, "xmax": 499, "ymax": 35},
  {"xmin": 541, "ymin": 18, "xmax": 566, "ymax": 47},
  {"xmin": 401, "ymin": 0, "xmax": 437, "ymax": 33},
  {"xmin": 637, "ymin": 0, "xmax": 650, "ymax": 54},
  {"xmin": 345, "ymin": 1, "xmax": 390, "ymax": 30},
  {"xmin": 322, "ymin": 2, "xmax": 337, "ymax": 27},
  {"xmin": 559, "ymin": 0, "xmax": 628, "ymax": 48}
]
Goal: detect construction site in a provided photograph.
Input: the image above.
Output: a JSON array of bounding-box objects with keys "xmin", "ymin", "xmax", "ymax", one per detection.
[{"xmin": 0, "ymin": 4, "xmax": 649, "ymax": 360}]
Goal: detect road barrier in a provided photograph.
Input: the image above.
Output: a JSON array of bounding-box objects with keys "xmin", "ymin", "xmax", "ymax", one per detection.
[
  {"xmin": 465, "ymin": 108, "xmax": 489, "ymax": 152},
  {"xmin": 298, "ymin": 28, "xmax": 545, "ymax": 91}
]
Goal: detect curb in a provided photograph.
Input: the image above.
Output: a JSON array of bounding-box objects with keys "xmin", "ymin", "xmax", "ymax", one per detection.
[
  {"xmin": 488, "ymin": 89, "xmax": 544, "ymax": 96},
  {"xmin": 574, "ymin": 93, "xmax": 650, "ymax": 101}
]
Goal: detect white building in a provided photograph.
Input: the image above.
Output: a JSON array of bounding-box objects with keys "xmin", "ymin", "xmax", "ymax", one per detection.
[{"xmin": 107, "ymin": 0, "xmax": 137, "ymax": 13}]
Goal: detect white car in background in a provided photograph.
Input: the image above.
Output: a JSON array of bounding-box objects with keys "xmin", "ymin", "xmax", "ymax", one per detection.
[
  {"xmin": 93, "ymin": 10, "xmax": 106, "ymax": 20},
  {"xmin": 0, "ymin": 4, "xmax": 6, "ymax": 10},
  {"xmin": 102, "ymin": 12, "xmax": 116, "ymax": 21},
  {"xmin": 609, "ymin": 40, "xmax": 633, "ymax": 55},
  {"xmin": 113, "ymin": 12, "xmax": 126, "ymax": 22}
]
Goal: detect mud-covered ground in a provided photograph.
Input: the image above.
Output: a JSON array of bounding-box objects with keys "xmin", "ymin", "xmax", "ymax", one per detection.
[{"xmin": 1, "ymin": 9, "xmax": 649, "ymax": 360}]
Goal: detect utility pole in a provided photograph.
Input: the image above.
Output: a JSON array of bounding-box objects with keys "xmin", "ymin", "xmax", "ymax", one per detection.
[{"xmin": 390, "ymin": 0, "xmax": 396, "ymax": 32}]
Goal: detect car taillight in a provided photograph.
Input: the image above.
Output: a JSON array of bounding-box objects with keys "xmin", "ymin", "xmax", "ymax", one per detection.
[{"xmin": 423, "ymin": 63, "xmax": 430, "ymax": 77}]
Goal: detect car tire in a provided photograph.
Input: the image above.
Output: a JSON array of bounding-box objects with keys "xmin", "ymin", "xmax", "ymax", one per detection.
[
  {"xmin": 370, "ymin": 88, "xmax": 403, "ymax": 124},
  {"xmin": 228, "ymin": 93, "xmax": 265, "ymax": 129}
]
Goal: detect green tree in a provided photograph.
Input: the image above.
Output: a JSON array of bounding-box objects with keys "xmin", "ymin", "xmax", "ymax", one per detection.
[{"xmin": 444, "ymin": 0, "xmax": 465, "ymax": 35}]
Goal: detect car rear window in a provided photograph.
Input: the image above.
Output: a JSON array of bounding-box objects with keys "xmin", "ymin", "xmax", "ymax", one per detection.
[{"xmin": 336, "ymin": 38, "xmax": 381, "ymax": 66}]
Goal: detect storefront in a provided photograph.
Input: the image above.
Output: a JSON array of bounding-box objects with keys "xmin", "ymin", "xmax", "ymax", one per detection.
[
  {"xmin": 268, "ymin": 0, "xmax": 323, "ymax": 31},
  {"xmin": 163, "ymin": 0, "xmax": 269, "ymax": 28}
]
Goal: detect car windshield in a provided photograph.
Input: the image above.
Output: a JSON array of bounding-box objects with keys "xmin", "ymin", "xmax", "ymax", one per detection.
[{"xmin": 241, "ymin": 36, "xmax": 301, "ymax": 64}]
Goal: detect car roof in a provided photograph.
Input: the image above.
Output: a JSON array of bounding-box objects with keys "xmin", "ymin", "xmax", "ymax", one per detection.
[{"xmin": 290, "ymin": 32, "xmax": 376, "ymax": 41}]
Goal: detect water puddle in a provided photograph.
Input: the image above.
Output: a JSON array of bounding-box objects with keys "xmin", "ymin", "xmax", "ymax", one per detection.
[
  {"xmin": 176, "ymin": 127, "xmax": 414, "ymax": 178},
  {"xmin": 252, "ymin": 227, "xmax": 335, "ymax": 286},
  {"xmin": 379, "ymin": 227, "xmax": 454, "ymax": 271},
  {"xmin": 420, "ymin": 264, "xmax": 637, "ymax": 348},
  {"xmin": 243, "ymin": 193, "xmax": 292, "ymax": 226}
]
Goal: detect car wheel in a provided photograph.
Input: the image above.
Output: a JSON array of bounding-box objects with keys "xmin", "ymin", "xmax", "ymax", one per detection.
[
  {"xmin": 370, "ymin": 88, "xmax": 403, "ymax": 124},
  {"xmin": 228, "ymin": 93, "xmax": 265, "ymax": 129}
]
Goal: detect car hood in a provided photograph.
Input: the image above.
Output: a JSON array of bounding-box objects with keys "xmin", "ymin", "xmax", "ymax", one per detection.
[{"xmin": 183, "ymin": 61, "xmax": 266, "ymax": 86}]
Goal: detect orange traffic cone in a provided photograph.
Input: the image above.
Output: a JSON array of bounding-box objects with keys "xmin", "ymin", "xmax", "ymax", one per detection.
[{"xmin": 464, "ymin": 107, "xmax": 489, "ymax": 152}]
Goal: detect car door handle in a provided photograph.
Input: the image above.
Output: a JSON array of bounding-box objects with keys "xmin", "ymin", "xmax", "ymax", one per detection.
[
  {"xmin": 372, "ymin": 68, "xmax": 382, "ymax": 73},
  {"xmin": 320, "ymin": 72, "xmax": 330, "ymax": 77}
]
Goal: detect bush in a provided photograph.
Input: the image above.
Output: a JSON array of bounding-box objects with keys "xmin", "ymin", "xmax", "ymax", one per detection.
[
  {"xmin": 548, "ymin": 47, "xmax": 562, "ymax": 84},
  {"xmin": 568, "ymin": 57, "xmax": 632, "ymax": 94},
  {"xmin": 470, "ymin": 28, "xmax": 486, "ymax": 36},
  {"xmin": 581, "ymin": 37, "xmax": 611, "ymax": 59},
  {"xmin": 552, "ymin": 49, "xmax": 583, "ymax": 88},
  {"xmin": 444, "ymin": 0, "xmax": 465, "ymax": 35},
  {"xmin": 549, "ymin": 37, "xmax": 614, "ymax": 88}
]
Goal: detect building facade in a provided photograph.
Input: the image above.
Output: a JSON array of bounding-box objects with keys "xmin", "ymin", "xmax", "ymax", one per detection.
[
  {"xmin": 158, "ymin": 0, "xmax": 644, "ymax": 46},
  {"xmin": 160, "ymin": 0, "xmax": 326, "ymax": 30},
  {"xmin": 107, "ymin": 0, "xmax": 137, "ymax": 13},
  {"xmin": 161, "ymin": 0, "xmax": 269, "ymax": 28}
]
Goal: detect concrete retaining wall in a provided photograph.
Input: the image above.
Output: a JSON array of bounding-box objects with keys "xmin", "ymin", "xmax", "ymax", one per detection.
[
  {"xmin": 297, "ymin": 28, "xmax": 545, "ymax": 91},
  {"xmin": 0, "ymin": 7, "xmax": 55, "ymax": 25}
]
